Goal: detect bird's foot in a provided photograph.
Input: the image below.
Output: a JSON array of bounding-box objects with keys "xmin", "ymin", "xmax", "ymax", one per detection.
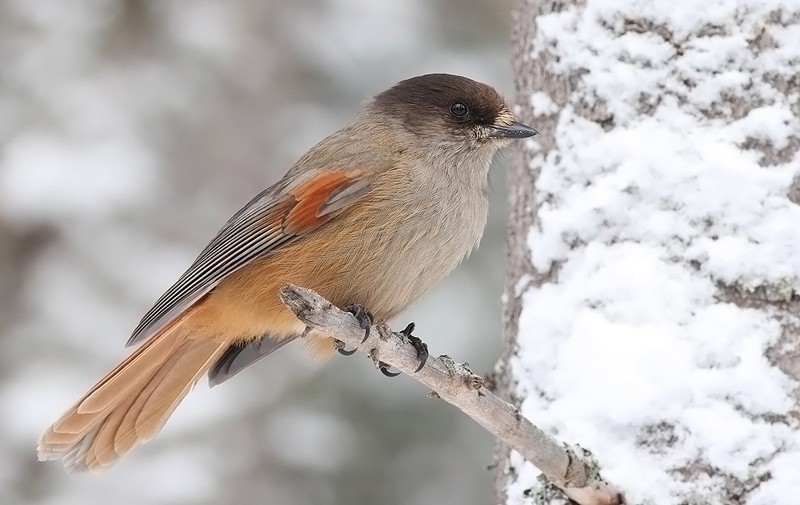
[
  {"xmin": 369, "ymin": 322, "xmax": 427, "ymax": 378},
  {"xmin": 344, "ymin": 303, "xmax": 374, "ymax": 342},
  {"xmin": 336, "ymin": 303, "xmax": 374, "ymax": 356},
  {"xmin": 400, "ymin": 322, "xmax": 429, "ymax": 373}
]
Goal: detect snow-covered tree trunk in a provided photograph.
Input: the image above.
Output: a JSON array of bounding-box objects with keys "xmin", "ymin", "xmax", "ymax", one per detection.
[{"xmin": 498, "ymin": 0, "xmax": 800, "ymax": 503}]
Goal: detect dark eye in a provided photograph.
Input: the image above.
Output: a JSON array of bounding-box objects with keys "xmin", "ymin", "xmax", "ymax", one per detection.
[{"xmin": 450, "ymin": 102, "xmax": 469, "ymax": 117}]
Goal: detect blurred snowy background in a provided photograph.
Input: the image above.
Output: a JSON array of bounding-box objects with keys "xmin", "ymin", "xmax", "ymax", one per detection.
[{"xmin": 0, "ymin": 0, "xmax": 516, "ymax": 504}]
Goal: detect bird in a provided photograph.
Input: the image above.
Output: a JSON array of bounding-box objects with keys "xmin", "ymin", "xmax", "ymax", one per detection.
[{"xmin": 37, "ymin": 73, "xmax": 537, "ymax": 472}]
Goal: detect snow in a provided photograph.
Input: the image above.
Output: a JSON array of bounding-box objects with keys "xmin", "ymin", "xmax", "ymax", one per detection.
[
  {"xmin": 530, "ymin": 92, "xmax": 560, "ymax": 116},
  {"xmin": 509, "ymin": 0, "xmax": 800, "ymax": 503}
]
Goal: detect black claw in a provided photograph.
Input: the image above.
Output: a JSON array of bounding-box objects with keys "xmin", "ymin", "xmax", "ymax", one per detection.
[
  {"xmin": 399, "ymin": 322, "xmax": 428, "ymax": 373},
  {"xmin": 378, "ymin": 362, "xmax": 401, "ymax": 377},
  {"xmin": 334, "ymin": 339, "xmax": 357, "ymax": 356},
  {"xmin": 344, "ymin": 303, "xmax": 374, "ymax": 343},
  {"xmin": 410, "ymin": 336, "xmax": 429, "ymax": 373}
]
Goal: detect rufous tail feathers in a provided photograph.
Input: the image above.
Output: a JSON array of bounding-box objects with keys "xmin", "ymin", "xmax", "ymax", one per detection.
[{"xmin": 37, "ymin": 318, "xmax": 227, "ymax": 472}]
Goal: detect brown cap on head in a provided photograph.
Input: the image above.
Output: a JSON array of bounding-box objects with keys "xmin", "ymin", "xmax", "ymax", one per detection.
[{"xmin": 372, "ymin": 73, "xmax": 537, "ymax": 139}]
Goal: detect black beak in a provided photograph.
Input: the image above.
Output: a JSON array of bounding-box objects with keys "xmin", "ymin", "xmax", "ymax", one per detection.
[{"xmin": 487, "ymin": 121, "xmax": 538, "ymax": 139}]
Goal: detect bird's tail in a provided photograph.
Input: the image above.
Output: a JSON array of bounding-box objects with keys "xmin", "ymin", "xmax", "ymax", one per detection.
[{"xmin": 37, "ymin": 316, "xmax": 227, "ymax": 472}]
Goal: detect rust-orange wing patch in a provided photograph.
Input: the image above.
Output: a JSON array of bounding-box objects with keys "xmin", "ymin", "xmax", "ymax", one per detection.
[
  {"xmin": 284, "ymin": 171, "xmax": 357, "ymax": 233},
  {"xmin": 127, "ymin": 169, "xmax": 371, "ymax": 347}
]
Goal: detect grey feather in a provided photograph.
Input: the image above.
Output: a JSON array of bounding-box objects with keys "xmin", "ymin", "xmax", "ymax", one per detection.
[
  {"xmin": 127, "ymin": 174, "xmax": 370, "ymax": 347},
  {"xmin": 207, "ymin": 335, "xmax": 298, "ymax": 387},
  {"xmin": 317, "ymin": 179, "xmax": 371, "ymax": 216}
]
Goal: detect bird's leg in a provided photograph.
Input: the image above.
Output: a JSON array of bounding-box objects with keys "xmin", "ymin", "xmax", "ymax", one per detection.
[{"xmin": 335, "ymin": 303, "xmax": 374, "ymax": 356}]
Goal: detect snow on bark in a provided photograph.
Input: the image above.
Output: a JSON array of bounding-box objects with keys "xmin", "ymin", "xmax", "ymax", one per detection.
[{"xmin": 503, "ymin": 0, "xmax": 800, "ymax": 503}]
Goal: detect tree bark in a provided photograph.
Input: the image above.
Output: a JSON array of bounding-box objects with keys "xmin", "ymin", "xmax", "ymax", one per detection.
[{"xmin": 499, "ymin": 0, "xmax": 800, "ymax": 503}]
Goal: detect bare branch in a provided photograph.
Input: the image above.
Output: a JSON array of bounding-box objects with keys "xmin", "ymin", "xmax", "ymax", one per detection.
[{"xmin": 279, "ymin": 284, "xmax": 625, "ymax": 505}]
